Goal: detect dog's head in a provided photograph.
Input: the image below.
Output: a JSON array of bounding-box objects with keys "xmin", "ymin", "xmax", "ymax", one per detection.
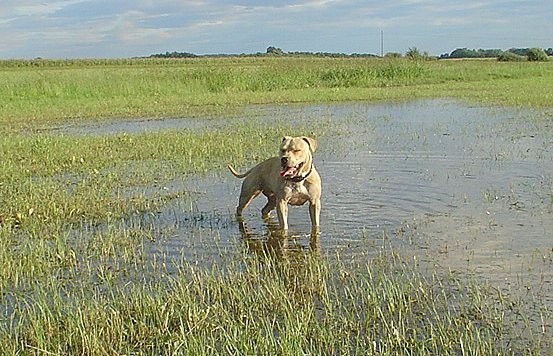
[{"xmin": 279, "ymin": 136, "xmax": 317, "ymax": 179}]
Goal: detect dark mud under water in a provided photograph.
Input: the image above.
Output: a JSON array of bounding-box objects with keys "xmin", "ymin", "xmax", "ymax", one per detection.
[{"xmin": 70, "ymin": 100, "xmax": 552, "ymax": 299}]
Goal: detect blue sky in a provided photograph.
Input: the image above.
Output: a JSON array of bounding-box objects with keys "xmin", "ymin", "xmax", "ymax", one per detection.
[{"xmin": 1, "ymin": 0, "xmax": 552, "ymax": 58}]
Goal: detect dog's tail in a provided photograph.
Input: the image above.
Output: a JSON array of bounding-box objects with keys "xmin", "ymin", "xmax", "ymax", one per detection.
[{"xmin": 227, "ymin": 164, "xmax": 251, "ymax": 179}]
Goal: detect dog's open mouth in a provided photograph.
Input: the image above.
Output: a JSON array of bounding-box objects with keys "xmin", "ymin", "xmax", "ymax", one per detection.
[{"xmin": 280, "ymin": 162, "xmax": 304, "ymax": 178}]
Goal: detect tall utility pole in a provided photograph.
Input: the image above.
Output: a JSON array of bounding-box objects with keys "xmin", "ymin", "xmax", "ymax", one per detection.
[{"xmin": 380, "ymin": 30, "xmax": 384, "ymax": 57}]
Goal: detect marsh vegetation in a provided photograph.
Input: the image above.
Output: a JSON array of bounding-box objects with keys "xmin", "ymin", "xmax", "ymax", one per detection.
[{"xmin": 1, "ymin": 58, "xmax": 552, "ymax": 354}]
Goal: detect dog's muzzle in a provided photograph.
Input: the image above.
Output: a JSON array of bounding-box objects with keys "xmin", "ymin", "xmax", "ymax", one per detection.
[{"xmin": 280, "ymin": 157, "xmax": 304, "ymax": 178}]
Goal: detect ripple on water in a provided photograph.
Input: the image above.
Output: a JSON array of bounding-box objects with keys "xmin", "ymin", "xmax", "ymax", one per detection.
[{"xmin": 71, "ymin": 100, "xmax": 553, "ymax": 288}]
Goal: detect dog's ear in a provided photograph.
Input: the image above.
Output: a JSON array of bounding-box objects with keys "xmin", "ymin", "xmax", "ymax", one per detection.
[
  {"xmin": 282, "ymin": 136, "xmax": 292, "ymax": 143},
  {"xmin": 302, "ymin": 136, "xmax": 317, "ymax": 153}
]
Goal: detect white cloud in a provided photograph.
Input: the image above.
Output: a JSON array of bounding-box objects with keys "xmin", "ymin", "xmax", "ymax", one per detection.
[
  {"xmin": 286, "ymin": 0, "xmax": 343, "ymax": 10},
  {"xmin": 12, "ymin": 0, "xmax": 90, "ymax": 17},
  {"xmin": 0, "ymin": 0, "xmax": 552, "ymax": 58}
]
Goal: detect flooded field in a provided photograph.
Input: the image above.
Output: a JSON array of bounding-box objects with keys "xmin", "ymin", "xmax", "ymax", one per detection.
[
  {"xmin": 4, "ymin": 98, "xmax": 552, "ymax": 352},
  {"xmin": 73, "ymin": 99, "xmax": 553, "ymax": 295}
]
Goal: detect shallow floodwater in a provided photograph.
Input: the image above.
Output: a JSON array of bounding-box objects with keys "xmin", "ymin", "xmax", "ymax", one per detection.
[{"xmin": 81, "ymin": 100, "xmax": 552, "ymax": 294}]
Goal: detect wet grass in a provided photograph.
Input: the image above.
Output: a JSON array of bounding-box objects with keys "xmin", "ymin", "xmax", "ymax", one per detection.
[
  {"xmin": 1, "ymin": 121, "xmax": 551, "ymax": 353},
  {"xmin": 0, "ymin": 123, "xmax": 301, "ymax": 232},
  {"xmin": 1, "ymin": 57, "xmax": 552, "ymax": 353},
  {"xmin": 1, "ymin": 237, "xmax": 549, "ymax": 354}
]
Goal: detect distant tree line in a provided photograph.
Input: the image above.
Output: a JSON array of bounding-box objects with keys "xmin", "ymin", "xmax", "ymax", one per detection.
[
  {"xmin": 149, "ymin": 46, "xmax": 551, "ymax": 61},
  {"xmin": 150, "ymin": 51, "xmax": 197, "ymax": 58},
  {"xmin": 149, "ymin": 46, "xmax": 378, "ymax": 59},
  {"xmin": 440, "ymin": 47, "xmax": 552, "ymax": 61}
]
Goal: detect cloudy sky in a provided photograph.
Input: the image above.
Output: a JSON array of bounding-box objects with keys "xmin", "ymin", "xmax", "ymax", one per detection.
[{"xmin": 1, "ymin": 0, "xmax": 552, "ymax": 58}]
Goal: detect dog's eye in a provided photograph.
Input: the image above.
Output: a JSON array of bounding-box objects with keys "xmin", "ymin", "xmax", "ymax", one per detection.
[{"xmin": 293, "ymin": 149, "xmax": 301, "ymax": 153}]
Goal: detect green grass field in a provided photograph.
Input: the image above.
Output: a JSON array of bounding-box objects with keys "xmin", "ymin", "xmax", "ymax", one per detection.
[
  {"xmin": 1, "ymin": 57, "xmax": 552, "ymax": 354},
  {"xmin": 2, "ymin": 57, "xmax": 552, "ymax": 131}
]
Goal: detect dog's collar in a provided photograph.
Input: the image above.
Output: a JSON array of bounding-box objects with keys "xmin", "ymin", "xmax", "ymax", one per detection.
[{"xmin": 286, "ymin": 163, "xmax": 313, "ymax": 183}]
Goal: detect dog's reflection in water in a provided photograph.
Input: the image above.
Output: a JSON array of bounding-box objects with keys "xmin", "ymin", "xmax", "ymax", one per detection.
[
  {"xmin": 237, "ymin": 217, "xmax": 323, "ymax": 300},
  {"xmin": 237, "ymin": 216, "xmax": 320, "ymax": 260}
]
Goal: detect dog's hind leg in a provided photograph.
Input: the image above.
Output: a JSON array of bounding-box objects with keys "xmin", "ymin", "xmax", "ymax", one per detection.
[
  {"xmin": 261, "ymin": 195, "xmax": 276, "ymax": 218},
  {"xmin": 236, "ymin": 185, "xmax": 260, "ymax": 216}
]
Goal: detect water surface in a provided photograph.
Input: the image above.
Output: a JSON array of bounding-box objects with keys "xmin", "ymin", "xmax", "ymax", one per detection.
[{"xmin": 69, "ymin": 100, "xmax": 552, "ymax": 293}]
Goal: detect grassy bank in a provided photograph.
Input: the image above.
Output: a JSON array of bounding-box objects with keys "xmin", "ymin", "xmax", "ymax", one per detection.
[{"xmin": 1, "ymin": 57, "xmax": 552, "ymax": 131}]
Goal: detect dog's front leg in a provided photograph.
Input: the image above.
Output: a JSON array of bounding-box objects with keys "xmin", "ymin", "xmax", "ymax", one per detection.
[
  {"xmin": 276, "ymin": 200, "xmax": 289, "ymax": 232},
  {"xmin": 309, "ymin": 198, "xmax": 321, "ymax": 233}
]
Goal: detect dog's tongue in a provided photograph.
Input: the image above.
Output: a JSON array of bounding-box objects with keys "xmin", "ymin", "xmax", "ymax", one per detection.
[{"xmin": 280, "ymin": 166, "xmax": 296, "ymax": 177}]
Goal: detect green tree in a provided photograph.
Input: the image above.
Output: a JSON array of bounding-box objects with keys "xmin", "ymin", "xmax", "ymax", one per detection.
[
  {"xmin": 497, "ymin": 52, "xmax": 526, "ymax": 62},
  {"xmin": 266, "ymin": 46, "xmax": 284, "ymax": 55},
  {"xmin": 527, "ymin": 48, "xmax": 548, "ymax": 61},
  {"xmin": 508, "ymin": 48, "xmax": 529, "ymax": 56},
  {"xmin": 406, "ymin": 47, "xmax": 422, "ymax": 60},
  {"xmin": 449, "ymin": 48, "xmax": 475, "ymax": 58},
  {"xmin": 384, "ymin": 52, "xmax": 403, "ymax": 58}
]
